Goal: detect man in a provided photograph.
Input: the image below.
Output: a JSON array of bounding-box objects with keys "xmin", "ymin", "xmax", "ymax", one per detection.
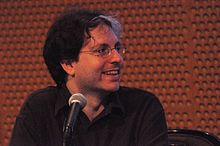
[{"xmin": 10, "ymin": 8, "xmax": 168, "ymax": 146}]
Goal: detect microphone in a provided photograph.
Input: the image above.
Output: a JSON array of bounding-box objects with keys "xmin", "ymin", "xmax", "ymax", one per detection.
[{"xmin": 63, "ymin": 93, "xmax": 87, "ymax": 146}]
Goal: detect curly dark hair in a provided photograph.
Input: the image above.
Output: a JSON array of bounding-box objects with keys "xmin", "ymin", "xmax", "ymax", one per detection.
[{"xmin": 43, "ymin": 8, "xmax": 122, "ymax": 86}]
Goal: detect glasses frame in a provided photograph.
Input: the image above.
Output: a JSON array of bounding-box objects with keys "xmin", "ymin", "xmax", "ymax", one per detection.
[{"xmin": 80, "ymin": 44, "xmax": 126, "ymax": 58}]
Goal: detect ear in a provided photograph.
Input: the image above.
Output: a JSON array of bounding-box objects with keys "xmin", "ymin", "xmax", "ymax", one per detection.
[{"xmin": 60, "ymin": 62, "xmax": 75, "ymax": 76}]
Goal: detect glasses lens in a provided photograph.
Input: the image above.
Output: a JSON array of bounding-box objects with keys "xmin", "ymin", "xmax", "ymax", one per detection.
[
  {"xmin": 91, "ymin": 44, "xmax": 126, "ymax": 57},
  {"xmin": 118, "ymin": 46, "xmax": 126, "ymax": 55},
  {"xmin": 94, "ymin": 45, "xmax": 110, "ymax": 57}
]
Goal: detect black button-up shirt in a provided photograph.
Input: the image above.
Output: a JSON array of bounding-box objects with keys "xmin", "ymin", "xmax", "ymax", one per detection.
[{"xmin": 9, "ymin": 86, "xmax": 168, "ymax": 146}]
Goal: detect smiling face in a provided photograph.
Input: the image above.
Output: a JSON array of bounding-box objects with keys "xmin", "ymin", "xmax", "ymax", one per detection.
[{"xmin": 64, "ymin": 24, "xmax": 124, "ymax": 95}]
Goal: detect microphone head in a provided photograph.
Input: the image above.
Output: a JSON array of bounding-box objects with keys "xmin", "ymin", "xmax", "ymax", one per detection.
[{"xmin": 68, "ymin": 93, "xmax": 87, "ymax": 108}]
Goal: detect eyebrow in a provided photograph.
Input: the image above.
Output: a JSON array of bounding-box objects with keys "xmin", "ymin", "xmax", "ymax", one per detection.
[{"xmin": 92, "ymin": 41, "xmax": 121, "ymax": 49}]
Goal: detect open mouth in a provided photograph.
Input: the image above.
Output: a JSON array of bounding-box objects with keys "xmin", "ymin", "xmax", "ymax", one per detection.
[{"xmin": 102, "ymin": 69, "xmax": 120, "ymax": 75}]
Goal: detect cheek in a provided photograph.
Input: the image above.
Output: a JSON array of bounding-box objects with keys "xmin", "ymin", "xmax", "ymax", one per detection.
[{"xmin": 76, "ymin": 57, "xmax": 105, "ymax": 76}]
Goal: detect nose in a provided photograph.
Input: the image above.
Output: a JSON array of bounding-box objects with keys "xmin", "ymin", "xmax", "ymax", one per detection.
[{"xmin": 109, "ymin": 49, "xmax": 124, "ymax": 66}]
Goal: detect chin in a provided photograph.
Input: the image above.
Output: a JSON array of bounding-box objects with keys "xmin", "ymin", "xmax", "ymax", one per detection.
[{"xmin": 104, "ymin": 83, "xmax": 120, "ymax": 92}]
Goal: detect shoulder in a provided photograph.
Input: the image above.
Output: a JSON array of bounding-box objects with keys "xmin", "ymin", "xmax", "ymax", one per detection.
[
  {"xmin": 117, "ymin": 86, "xmax": 164, "ymax": 112},
  {"xmin": 118, "ymin": 86, "xmax": 156, "ymax": 98},
  {"xmin": 19, "ymin": 86, "xmax": 59, "ymax": 113},
  {"xmin": 27, "ymin": 86, "xmax": 58, "ymax": 104},
  {"xmin": 118, "ymin": 86, "xmax": 159, "ymax": 103}
]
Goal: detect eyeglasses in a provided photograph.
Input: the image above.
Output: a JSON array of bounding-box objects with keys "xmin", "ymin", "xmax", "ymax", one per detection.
[{"xmin": 80, "ymin": 43, "xmax": 126, "ymax": 58}]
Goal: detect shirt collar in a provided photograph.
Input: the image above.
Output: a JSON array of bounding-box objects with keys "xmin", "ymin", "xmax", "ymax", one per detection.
[
  {"xmin": 104, "ymin": 90, "xmax": 125, "ymax": 116},
  {"xmin": 54, "ymin": 85, "xmax": 125, "ymax": 117}
]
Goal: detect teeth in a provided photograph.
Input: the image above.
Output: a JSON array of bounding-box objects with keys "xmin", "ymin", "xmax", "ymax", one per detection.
[{"xmin": 103, "ymin": 70, "xmax": 119, "ymax": 75}]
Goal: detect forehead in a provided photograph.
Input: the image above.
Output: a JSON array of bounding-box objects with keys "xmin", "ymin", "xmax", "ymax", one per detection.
[
  {"xmin": 90, "ymin": 24, "xmax": 117, "ymax": 40},
  {"xmin": 83, "ymin": 24, "xmax": 118, "ymax": 48}
]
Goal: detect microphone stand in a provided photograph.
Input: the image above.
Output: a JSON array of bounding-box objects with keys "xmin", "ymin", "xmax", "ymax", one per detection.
[{"xmin": 63, "ymin": 103, "xmax": 81, "ymax": 146}]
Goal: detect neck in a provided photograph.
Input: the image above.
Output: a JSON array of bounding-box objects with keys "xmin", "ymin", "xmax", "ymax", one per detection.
[
  {"xmin": 65, "ymin": 78, "xmax": 109, "ymax": 121},
  {"xmin": 82, "ymin": 95, "xmax": 105, "ymax": 121}
]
